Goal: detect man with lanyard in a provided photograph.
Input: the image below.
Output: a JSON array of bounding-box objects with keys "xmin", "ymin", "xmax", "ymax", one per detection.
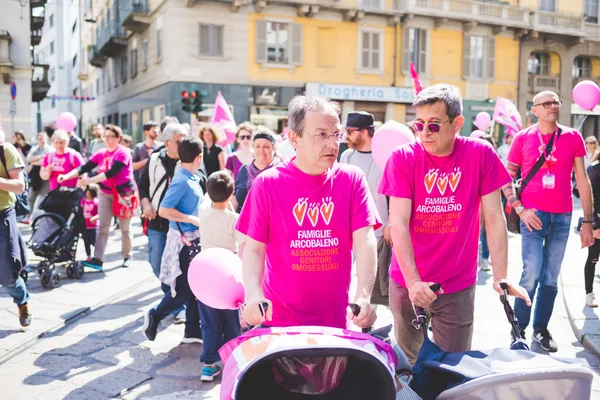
[
  {"xmin": 340, "ymin": 111, "xmax": 391, "ymax": 302},
  {"xmin": 503, "ymin": 90, "xmax": 593, "ymax": 352},
  {"xmin": 0, "ymin": 123, "xmax": 32, "ymax": 327}
]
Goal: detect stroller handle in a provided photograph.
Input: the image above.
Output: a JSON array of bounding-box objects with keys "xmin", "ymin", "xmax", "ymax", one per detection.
[
  {"xmin": 412, "ymin": 284, "xmax": 442, "ymax": 336},
  {"xmin": 349, "ymin": 303, "xmax": 372, "ymax": 333},
  {"xmin": 499, "ymin": 282, "xmax": 524, "ymax": 341}
]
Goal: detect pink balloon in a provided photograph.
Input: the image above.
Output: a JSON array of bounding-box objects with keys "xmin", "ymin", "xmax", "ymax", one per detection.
[
  {"xmin": 56, "ymin": 112, "xmax": 78, "ymax": 132},
  {"xmin": 372, "ymin": 121, "xmax": 415, "ymax": 170},
  {"xmin": 573, "ymin": 80, "xmax": 600, "ymax": 111},
  {"xmin": 474, "ymin": 112, "xmax": 491, "ymax": 131},
  {"xmin": 188, "ymin": 248, "xmax": 245, "ymax": 310},
  {"xmin": 470, "ymin": 130, "xmax": 485, "ymax": 139}
]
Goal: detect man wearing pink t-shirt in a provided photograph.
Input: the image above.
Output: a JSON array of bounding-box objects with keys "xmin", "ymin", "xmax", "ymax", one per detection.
[
  {"xmin": 503, "ymin": 91, "xmax": 594, "ymax": 353},
  {"xmin": 378, "ymin": 84, "xmax": 530, "ymax": 364},
  {"xmin": 237, "ymin": 95, "xmax": 381, "ymax": 330}
]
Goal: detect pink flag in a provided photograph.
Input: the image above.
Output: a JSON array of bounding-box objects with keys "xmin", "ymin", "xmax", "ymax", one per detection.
[
  {"xmin": 210, "ymin": 92, "xmax": 237, "ymax": 146},
  {"xmin": 409, "ymin": 61, "xmax": 423, "ymax": 96},
  {"xmin": 492, "ymin": 97, "xmax": 522, "ymax": 136}
]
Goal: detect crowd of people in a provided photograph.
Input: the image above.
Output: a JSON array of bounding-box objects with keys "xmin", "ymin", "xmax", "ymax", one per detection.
[{"xmin": 0, "ymin": 83, "xmax": 597, "ymax": 384}]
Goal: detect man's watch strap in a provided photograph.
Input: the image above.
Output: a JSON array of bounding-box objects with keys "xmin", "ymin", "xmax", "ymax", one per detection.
[{"xmin": 515, "ymin": 205, "xmax": 525, "ymax": 215}]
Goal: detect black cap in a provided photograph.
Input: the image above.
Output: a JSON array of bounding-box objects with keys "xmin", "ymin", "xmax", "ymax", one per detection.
[{"xmin": 345, "ymin": 111, "xmax": 375, "ymax": 129}]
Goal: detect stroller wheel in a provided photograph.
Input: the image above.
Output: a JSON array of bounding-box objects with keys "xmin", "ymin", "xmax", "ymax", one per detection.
[
  {"xmin": 78, "ymin": 263, "xmax": 85, "ymax": 279},
  {"xmin": 41, "ymin": 271, "xmax": 51, "ymax": 288},
  {"xmin": 19, "ymin": 269, "xmax": 28, "ymax": 283},
  {"xmin": 66, "ymin": 267, "xmax": 74, "ymax": 279},
  {"xmin": 49, "ymin": 272, "xmax": 60, "ymax": 289}
]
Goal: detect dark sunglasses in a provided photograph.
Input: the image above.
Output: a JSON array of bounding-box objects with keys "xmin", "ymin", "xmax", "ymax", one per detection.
[
  {"xmin": 534, "ymin": 100, "xmax": 562, "ymax": 109},
  {"xmin": 239, "ymin": 135, "xmax": 252, "ymax": 140},
  {"xmin": 411, "ymin": 119, "xmax": 452, "ymax": 133}
]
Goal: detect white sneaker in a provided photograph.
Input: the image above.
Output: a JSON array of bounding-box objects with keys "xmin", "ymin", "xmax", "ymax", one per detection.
[
  {"xmin": 479, "ymin": 257, "xmax": 491, "ymax": 271},
  {"xmin": 587, "ymin": 293, "xmax": 598, "ymax": 307}
]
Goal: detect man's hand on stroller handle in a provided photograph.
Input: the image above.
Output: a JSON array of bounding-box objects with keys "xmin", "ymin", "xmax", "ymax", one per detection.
[
  {"xmin": 243, "ymin": 298, "xmax": 273, "ymax": 326},
  {"xmin": 493, "ymin": 278, "xmax": 531, "ymax": 306},
  {"xmin": 347, "ymin": 301, "xmax": 377, "ymax": 331},
  {"xmin": 408, "ymin": 280, "xmax": 444, "ymax": 308}
]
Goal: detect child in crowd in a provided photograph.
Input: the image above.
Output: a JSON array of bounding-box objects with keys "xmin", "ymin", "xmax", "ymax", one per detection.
[
  {"xmin": 197, "ymin": 171, "xmax": 244, "ymax": 382},
  {"xmin": 81, "ymin": 183, "xmax": 99, "ymax": 261}
]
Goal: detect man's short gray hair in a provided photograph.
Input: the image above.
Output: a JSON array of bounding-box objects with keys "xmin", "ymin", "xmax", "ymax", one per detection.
[
  {"xmin": 413, "ymin": 84, "xmax": 463, "ymax": 120},
  {"xmin": 162, "ymin": 123, "xmax": 188, "ymax": 141},
  {"xmin": 288, "ymin": 95, "xmax": 340, "ymax": 135}
]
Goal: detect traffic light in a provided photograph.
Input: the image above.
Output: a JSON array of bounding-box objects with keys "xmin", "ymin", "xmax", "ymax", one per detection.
[
  {"xmin": 181, "ymin": 90, "xmax": 192, "ymax": 113},
  {"xmin": 191, "ymin": 91, "xmax": 203, "ymax": 113}
]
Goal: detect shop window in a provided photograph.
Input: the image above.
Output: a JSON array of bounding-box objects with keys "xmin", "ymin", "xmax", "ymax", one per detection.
[
  {"xmin": 358, "ymin": 28, "xmax": 384, "ymax": 74},
  {"xmin": 572, "ymin": 56, "xmax": 592, "ymax": 78},
  {"xmin": 528, "ymin": 52, "xmax": 550, "ymax": 75},
  {"xmin": 256, "ymin": 21, "xmax": 302, "ymax": 66},
  {"xmin": 402, "ymin": 28, "xmax": 427, "ymax": 74},
  {"xmin": 354, "ymin": 102, "xmax": 386, "ymax": 126},
  {"xmin": 200, "ymin": 24, "xmax": 224, "ymax": 57},
  {"xmin": 463, "ymin": 35, "xmax": 495, "ymax": 80}
]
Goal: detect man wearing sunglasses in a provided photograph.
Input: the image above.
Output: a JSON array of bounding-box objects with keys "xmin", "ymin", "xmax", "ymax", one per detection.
[
  {"xmin": 502, "ymin": 90, "xmax": 593, "ymax": 353},
  {"xmin": 378, "ymin": 84, "xmax": 530, "ymax": 364}
]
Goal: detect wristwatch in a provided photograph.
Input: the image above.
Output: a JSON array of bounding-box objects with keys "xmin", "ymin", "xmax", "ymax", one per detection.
[{"xmin": 515, "ymin": 205, "xmax": 525, "ymax": 215}]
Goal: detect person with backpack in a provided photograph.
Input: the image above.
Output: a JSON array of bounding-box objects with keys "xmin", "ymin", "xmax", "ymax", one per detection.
[
  {"xmin": 0, "ymin": 126, "xmax": 32, "ymax": 328},
  {"xmin": 40, "ymin": 130, "xmax": 84, "ymax": 192}
]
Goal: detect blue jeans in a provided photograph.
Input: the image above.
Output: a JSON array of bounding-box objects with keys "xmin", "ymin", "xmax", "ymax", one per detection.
[
  {"xmin": 0, "ymin": 208, "xmax": 29, "ymax": 305},
  {"xmin": 148, "ymin": 229, "xmax": 169, "ymax": 293},
  {"xmin": 197, "ymin": 300, "xmax": 241, "ymax": 364},
  {"xmin": 152, "ymin": 244, "xmax": 200, "ymax": 335},
  {"xmin": 480, "ymin": 225, "xmax": 490, "ymax": 259},
  {"xmin": 514, "ymin": 211, "xmax": 571, "ymax": 333}
]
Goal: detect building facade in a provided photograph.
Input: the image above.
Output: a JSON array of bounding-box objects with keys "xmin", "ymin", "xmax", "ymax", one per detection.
[
  {"xmin": 31, "ymin": 0, "xmax": 83, "ymax": 135},
  {"xmin": 1, "ymin": 0, "xmax": 50, "ymax": 137},
  {"xmin": 80, "ymin": 0, "xmax": 600, "ymax": 141}
]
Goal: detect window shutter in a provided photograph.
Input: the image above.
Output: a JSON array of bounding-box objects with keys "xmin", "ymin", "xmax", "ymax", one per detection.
[
  {"xmin": 200, "ymin": 24, "xmax": 210, "ymax": 56},
  {"xmin": 401, "ymin": 27, "xmax": 410, "ymax": 73},
  {"xmin": 419, "ymin": 29, "xmax": 427, "ymax": 75},
  {"xmin": 487, "ymin": 36, "xmax": 495, "ymax": 80},
  {"xmin": 290, "ymin": 23, "xmax": 303, "ymax": 66},
  {"xmin": 462, "ymin": 34, "xmax": 471, "ymax": 79},
  {"xmin": 256, "ymin": 20, "xmax": 267, "ymax": 63},
  {"xmin": 215, "ymin": 26, "xmax": 224, "ymax": 57},
  {"xmin": 371, "ymin": 32, "xmax": 380, "ymax": 70}
]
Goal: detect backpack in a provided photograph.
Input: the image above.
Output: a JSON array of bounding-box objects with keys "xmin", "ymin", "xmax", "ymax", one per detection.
[{"xmin": 0, "ymin": 145, "xmax": 30, "ymax": 217}]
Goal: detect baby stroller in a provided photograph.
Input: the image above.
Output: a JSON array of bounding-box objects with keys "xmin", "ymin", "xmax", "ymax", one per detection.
[
  {"xmin": 24, "ymin": 187, "xmax": 86, "ymax": 289},
  {"xmin": 409, "ymin": 283, "xmax": 594, "ymax": 400},
  {"xmin": 218, "ymin": 304, "xmax": 420, "ymax": 400}
]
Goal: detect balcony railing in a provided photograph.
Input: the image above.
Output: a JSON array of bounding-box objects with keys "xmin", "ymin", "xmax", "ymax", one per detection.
[
  {"xmin": 32, "ymin": 63, "xmax": 51, "ymax": 103},
  {"xmin": 97, "ymin": 21, "xmax": 127, "ymax": 58},
  {"xmin": 121, "ymin": 0, "xmax": 151, "ymax": 33},
  {"xmin": 395, "ymin": 0, "xmax": 531, "ymax": 29},
  {"xmin": 573, "ymin": 77, "xmax": 600, "ymax": 87},
  {"xmin": 532, "ymin": 10, "xmax": 586, "ymax": 36},
  {"xmin": 31, "ymin": 29, "xmax": 42, "ymax": 46},
  {"xmin": 31, "ymin": 7, "xmax": 45, "ymax": 31},
  {"xmin": 529, "ymin": 74, "xmax": 560, "ymax": 93},
  {"xmin": 88, "ymin": 44, "xmax": 108, "ymax": 68},
  {"xmin": 30, "ymin": 0, "xmax": 48, "ymax": 7},
  {"xmin": 0, "ymin": 30, "xmax": 11, "ymax": 65}
]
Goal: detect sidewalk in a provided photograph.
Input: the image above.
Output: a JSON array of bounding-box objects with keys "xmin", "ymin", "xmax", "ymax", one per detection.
[{"xmin": 0, "ymin": 220, "xmax": 156, "ymax": 363}]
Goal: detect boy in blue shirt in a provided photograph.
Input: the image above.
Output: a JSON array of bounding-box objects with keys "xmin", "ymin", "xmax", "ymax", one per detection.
[{"xmin": 143, "ymin": 136, "xmax": 204, "ymax": 344}]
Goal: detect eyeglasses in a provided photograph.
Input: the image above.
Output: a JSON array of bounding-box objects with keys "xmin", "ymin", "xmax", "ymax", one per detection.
[
  {"xmin": 104, "ymin": 134, "xmax": 117, "ymax": 139},
  {"xmin": 534, "ymin": 101, "xmax": 562, "ymax": 109},
  {"xmin": 239, "ymin": 135, "xmax": 252, "ymax": 140},
  {"xmin": 312, "ymin": 131, "xmax": 345, "ymax": 143},
  {"xmin": 586, "ymin": 141, "xmax": 597, "ymax": 145},
  {"xmin": 411, "ymin": 119, "xmax": 452, "ymax": 133}
]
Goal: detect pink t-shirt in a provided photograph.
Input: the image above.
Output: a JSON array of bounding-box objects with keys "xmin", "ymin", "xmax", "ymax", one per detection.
[
  {"xmin": 236, "ymin": 159, "xmax": 382, "ymax": 329},
  {"xmin": 90, "ymin": 145, "xmax": 134, "ymax": 194},
  {"xmin": 81, "ymin": 198, "xmax": 99, "ymax": 229},
  {"xmin": 378, "ymin": 136, "xmax": 511, "ymax": 294},
  {"xmin": 42, "ymin": 150, "xmax": 84, "ymax": 191},
  {"xmin": 507, "ymin": 124, "xmax": 586, "ymax": 213}
]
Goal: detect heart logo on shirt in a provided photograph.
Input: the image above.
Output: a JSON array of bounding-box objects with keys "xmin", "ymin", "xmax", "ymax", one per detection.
[
  {"xmin": 424, "ymin": 170, "xmax": 438, "ymax": 194},
  {"xmin": 437, "ymin": 175, "xmax": 448, "ymax": 195},
  {"xmin": 320, "ymin": 202, "xmax": 334, "ymax": 225},
  {"xmin": 293, "ymin": 200, "xmax": 307, "ymax": 226},
  {"xmin": 449, "ymin": 170, "xmax": 461, "ymax": 192},
  {"xmin": 307, "ymin": 207, "xmax": 320, "ymax": 227}
]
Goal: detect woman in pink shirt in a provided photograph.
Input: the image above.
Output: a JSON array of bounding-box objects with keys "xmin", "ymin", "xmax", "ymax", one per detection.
[
  {"xmin": 57, "ymin": 124, "xmax": 135, "ymax": 271},
  {"xmin": 40, "ymin": 130, "xmax": 84, "ymax": 191},
  {"xmin": 225, "ymin": 122, "xmax": 255, "ymax": 179}
]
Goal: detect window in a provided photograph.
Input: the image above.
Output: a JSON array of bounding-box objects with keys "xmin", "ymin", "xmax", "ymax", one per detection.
[
  {"xmin": 130, "ymin": 48, "xmax": 138, "ymax": 77},
  {"xmin": 359, "ymin": 0, "xmax": 383, "ymax": 10},
  {"xmin": 540, "ymin": 0, "xmax": 555, "ymax": 12},
  {"xmin": 72, "ymin": 21, "xmax": 77, "ymax": 34},
  {"xmin": 256, "ymin": 21, "xmax": 302, "ymax": 66},
  {"xmin": 72, "ymin": 54, "xmax": 77, "ymax": 68},
  {"xmin": 50, "ymin": 67, "xmax": 55, "ymax": 81},
  {"xmin": 402, "ymin": 27, "xmax": 427, "ymax": 74},
  {"xmin": 96, "ymin": 78, "xmax": 100, "ymax": 97},
  {"xmin": 50, "ymin": 41, "xmax": 54, "ymax": 55},
  {"xmin": 573, "ymin": 56, "xmax": 592, "ymax": 78},
  {"xmin": 101, "ymin": 70, "xmax": 105, "ymax": 94},
  {"xmin": 50, "ymin": 14, "xmax": 54, "ymax": 28},
  {"xmin": 585, "ymin": 0, "xmax": 599, "ymax": 23},
  {"xmin": 157, "ymin": 28, "xmax": 162, "ymax": 60},
  {"xmin": 121, "ymin": 55, "xmax": 128, "ymax": 83},
  {"xmin": 51, "ymin": 98, "xmax": 56, "ymax": 108},
  {"xmin": 462, "ymin": 35, "xmax": 495, "ymax": 80},
  {"xmin": 113, "ymin": 59, "xmax": 119, "ymax": 87},
  {"xmin": 359, "ymin": 29, "xmax": 383, "ymax": 72},
  {"xmin": 106, "ymin": 65, "xmax": 111, "ymax": 91},
  {"xmin": 199, "ymin": 24, "xmax": 224, "ymax": 57},
  {"xmin": 142, "ymin": 39, "xmax": 148, "ymax": 70},
  {"xmin": 528, "ymin": 52, "xmax": 550, "ymax": 75}
]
